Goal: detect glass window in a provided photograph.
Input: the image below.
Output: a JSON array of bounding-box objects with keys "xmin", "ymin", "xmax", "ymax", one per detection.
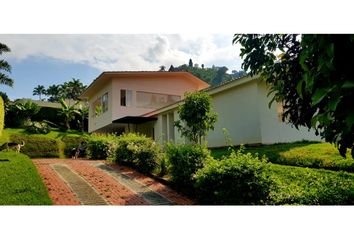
[
  {"xmin": 102, "ymin": 92, "xmax": 108, "ymax": 113},
  {"xmin": 136, "ymin": 91, "xmax": 181, "ymax": 109},
  {"xmin": 121, "ymin": 89, "xmax": 132, "ymax": 107}
]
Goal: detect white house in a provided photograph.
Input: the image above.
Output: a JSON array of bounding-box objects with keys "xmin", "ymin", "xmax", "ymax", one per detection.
[{"xmin": 80, "ymin": 72, "xmax": 321, "ymax": 147}]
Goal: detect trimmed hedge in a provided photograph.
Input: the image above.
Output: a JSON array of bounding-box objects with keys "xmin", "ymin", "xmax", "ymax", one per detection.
[
  {"xmin": 62, "ymin": 136, "xmax": 88, "ymax": 158},
  {"xmin": 86, "ymin": 134, "xmax": 117, "ymax": 160},
  {"xmin": 166, "ymin": 143, "xmax": 212, "ymax": 191},
  {"xmin": 194, "ymin": 149, "xmax": 271, "ymax": 205},
  {"xmin": 114, "ymin": 133, "xmax": 162, "ymax": 174},
  {"xmin": 10, "ymin": 134, "xmax": 60, "ymax": 158}
]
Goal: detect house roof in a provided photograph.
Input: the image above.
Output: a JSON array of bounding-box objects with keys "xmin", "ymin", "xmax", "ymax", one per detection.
[
  {"xmin": 79, "ymin": 71, "xmax": 210, "ymax": 99},
  {"xmin": 142, "ymin": 74, "xmax": 260, "ymax": 117}
]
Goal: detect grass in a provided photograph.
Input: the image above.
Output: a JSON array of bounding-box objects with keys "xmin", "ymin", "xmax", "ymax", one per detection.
[
  {"xmin": 267, "ymin": 163, "xmax": 354, "ymax": 205},
  {"xmin": 210, "ymin": 141, "xmax": 354, "ymax": 172},
  {"xmin": 0, "ymin": 151, "xmax": 52, "ymax": 205}
]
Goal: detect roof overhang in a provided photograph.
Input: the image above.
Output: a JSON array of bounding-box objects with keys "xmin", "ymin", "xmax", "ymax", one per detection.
[
  {"xmin": 112, "ymin": 116, "xmax": 157, "ymax": 124},
  {"xmin": 80, "ymin": 71, "xmax": 210, "ymax": 100}
]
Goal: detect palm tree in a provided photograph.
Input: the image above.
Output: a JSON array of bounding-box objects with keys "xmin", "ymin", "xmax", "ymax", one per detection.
[
  {"xmin": 58, "ymin": 98, "xmax": 80, "ymax": 130},
  {"xmin": 0, "ymin": 42, "xmax": 14, "ymax": 87},
  {"xmin": 62, "ymin": 78, "xmax": 86, "ymax": 100},
  {"xmin": 33, "ymin": 85, "xmax": 46, "ymax": 100},
  {"xmin": 46, "ymin": 84, "xmax": 62, "ymax": 102},
  {"xmin": 11, "ymin": 100, "xmax": 41, "ymax": 126}
]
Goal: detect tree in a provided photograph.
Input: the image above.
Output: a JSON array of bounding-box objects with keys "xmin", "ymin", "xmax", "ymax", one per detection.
[
  {"xmin": 62, "ymin": 78, "xmax": 86, "ymax": 100},
  {"xmin": 233, "ymin": 34, "xmax": 354, "ymax": 157},
  {"xmin": 10, "ymin": 100, "xmax": 40, "ymax": 127},
  {"xmin": 168, "ymin": 65, "xmax": 175, "ymax": 72},
  {"xmin": 58, "ymin": 98, "xmax": 80, "ymax": 130},
  {"xmin": 33, "ymin": 85, "xmax": 46, "ymax": 100},
  {"xmin": 46, "ymin": 84, "xmax": 62, "ymax": 102},
  {"xmin": 188, "ymin": 59, "xmax": 193, "ymax": 67},
  {"xmin": 159, "ymin": 65, "xmax": 166, "ymax": 71},
  {"xmin": 175, "ymin": 91, "xmax": 217, "ymax": 144},
  {"xmin": 0, "ymin": 42, "xmax": 14, "ymax": 87}
]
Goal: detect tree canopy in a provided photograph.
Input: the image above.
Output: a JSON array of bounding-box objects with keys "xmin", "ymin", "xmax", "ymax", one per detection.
[
  {"xmin": 175, "ymin": 91, "xmax": 217, "ymax": 144},
  {"xmin": 167, "ymin": 59, "xmax": 245, "ymax": 86},
  {"xmin": 33, "ymin": 85, "xmax": 46, "ymax": 100},
  {"xmin": 233, "ymin": 34, "xmax": 354, "ymax": 157},
  {"xmin": 0, "ymin": 42, "xmax": 14, "ymax": 87}
]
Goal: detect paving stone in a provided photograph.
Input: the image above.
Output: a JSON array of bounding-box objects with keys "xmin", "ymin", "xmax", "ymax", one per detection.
[
  {"xmin": 92, "ymin": 163, "xmax": 173, "ymax": 205},
  {"xmin": 52, "ymin": 164, "xmax": 108, "ymax": 205}
]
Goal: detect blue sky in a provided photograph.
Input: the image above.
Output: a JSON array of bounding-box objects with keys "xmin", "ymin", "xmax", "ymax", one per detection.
[{"xmin": 0, "ymin": 34, "xmax": 243, "ymax": 100}]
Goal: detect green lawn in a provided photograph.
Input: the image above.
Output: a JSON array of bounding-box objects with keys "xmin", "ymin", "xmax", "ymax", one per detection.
[
  {"xmin": 0, "ymin": 152, "xmax": 52, "ymax": 205},
  {"xmin": 211, "ymin": 142, "xmax": 354, "ymax": 172},
  {"xmin": 267, "ymin": 163, "xmax": 354, "ymax": 205}
]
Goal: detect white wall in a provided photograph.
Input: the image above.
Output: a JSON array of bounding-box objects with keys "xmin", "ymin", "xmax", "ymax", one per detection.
[
  {"xmin": 256, "ymin": 81, "xmax": 321, "ymax": 143},
  {"xmin": 206, "ymin": 80, "xmax": 262, "ymax": 147},
  {"xmin": 88, "ymin": 80, "xmax": 113, "ymax": 133}
]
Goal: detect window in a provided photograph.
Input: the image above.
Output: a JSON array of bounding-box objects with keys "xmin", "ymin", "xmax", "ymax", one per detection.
[
  {"xmin": 102, "ymin": 93, "xmax": 108, "ymax": 113},
  {"xmin": 121, "ymin": 89, "xmax": 132, "ymax": 107},
  {"xmin": 136, "ymin": 91, "xmax": 181, "ymax": 109},
  {"xmin": 92, "ymin": 92, "xmax": 108, "ymax": 117}
]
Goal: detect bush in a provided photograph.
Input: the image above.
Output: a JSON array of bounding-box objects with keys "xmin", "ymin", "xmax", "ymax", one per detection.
[
  {"xmin": 166, "ymin": 143, "xmax": 212, "ymax": 190},
  {"xmin": 26, "ymin": 121, "xmax": 51, "ymax": 134},
  {"xmin": 86, "ymin": 133, "xmax": 117, "ymax": 160},
  {"xmin": 114, "ymin": 133, "xmax": 162, "ymax": 174},
  {"xmin": 62, "ymin": 136, "xmax": 88, "ymax": 158},
  {"xmin": 10, "ymin": 134, "xmax": 60, "ymax": 158},
  {"xmin": 194, "ymin": 149, "xmax": 271, "ymax": 204}
]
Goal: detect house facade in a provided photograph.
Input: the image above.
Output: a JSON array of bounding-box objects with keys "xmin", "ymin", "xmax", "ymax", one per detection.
[
  {"xmin": 81, "ymin": 72, "xmax": 321, "ymax": 147},
  {"xmin": 146, "ymin": 75, "xmax": 321, "ymax": 147},
  {"xmin": 80, "ymin": 71, "xmax": 209, "ymax": 134}
]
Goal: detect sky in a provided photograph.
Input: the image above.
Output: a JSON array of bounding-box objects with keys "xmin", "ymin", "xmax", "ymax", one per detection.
[{"xmin": 0, "ymin": 34, "xmax": 243, "ymax": 100}]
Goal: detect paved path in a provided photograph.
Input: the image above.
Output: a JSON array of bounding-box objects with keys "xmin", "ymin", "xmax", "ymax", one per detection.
[{"xmin": 33, "ymin": 159, "xmax": 193, "ymax": 205}]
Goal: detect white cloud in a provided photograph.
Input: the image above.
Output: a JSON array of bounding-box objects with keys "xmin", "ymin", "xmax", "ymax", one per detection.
[{"xmin": 0, "ymin": 34, "xmax": 243, "ymax": 72}]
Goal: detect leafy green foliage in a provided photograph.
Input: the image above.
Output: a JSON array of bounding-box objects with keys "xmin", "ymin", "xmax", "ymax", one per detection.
[
  {"xmin": 26, "ymin": 121, "xmax": 51, "ymax": 134},
  {"xmin": 114, "ymin": 133, "xmax": 163, "ymax": 174},
  {"xmin": 58, "ymin": 98, "xmax": 80, "ymax": 130},
  {"xmin": 8, "ymin": 100, "xmax": 41, "ymax": 127},
  {"xmin": 86, "ymin": 134, "xmax": 117, "ymax": 160},
  {"xmin": 0, "ymin": 42, "xmax": 14, "ymax": 87},
  {"xmin": 0, "ymin": 96, "xmax": 3, "ymax": 136},
  {"xmin": 168, "ymin": 60, "xmax": 246, "ymax": 86},
  {"xmin": 175, "ymin": 91, "xmax": 217, "ymax": 144},
  {"xmin": 62, "ymin": 136, "xmax": 88, "ymax": 158},
  {"xmin": 233, "ymin": 34, "xmax": 354, "ymax": 157},
  {"xmin": 33, "ymin": 85, "xmax": 46, "ymax": 100},
  {"xmin": 166, "ymin": 143, "xmax": 212, "ymax": 191},
  {"xmin": 43, "ymin": 78, "xmax": 86, "ymax": 102},
  {"xmin": 0, "ymin": 152, "xmax": 52, "ymax": 205},
  {"xmin": 10, "ymin": 134, "xmax": 60, "ymax": 158},
  {"xmin": 211, "ymin": 142, "xmax": 354, "ymax": 172},
  {"xmin": 194, "ymin": 148, "xmax": 271, "ymax": 204},
  {"xmin": 268, "ymin": 164, "xmax": 354, "ymax": 205}
]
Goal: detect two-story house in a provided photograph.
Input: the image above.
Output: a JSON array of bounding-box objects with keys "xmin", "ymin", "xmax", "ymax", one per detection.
[
  {"xmin": 80, "ymin": 71, "xmax": 209, "ymax": 136},
  {"xmin": 80, "ymin": 71, "xmax": 321, "ymax": 147}
]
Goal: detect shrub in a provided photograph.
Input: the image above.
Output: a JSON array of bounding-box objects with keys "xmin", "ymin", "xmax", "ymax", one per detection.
[
  {"xmin": 62, "ymin": 136, "xmax": 88, "ymax": 158},
  {"xmin": 166, "ymin": 143, "xmax": 212, "ymax": 190},
  {"xmin": 10, "ymin": 134, "xmax": 60, "ymax": 158},
  {"xmin": 194, "ymin": 149, "xmax": 272, "ymax": 204},
  {"xmin": 26, "ymin": 121, "xmax": 51, "ymax": 134},
  {"xmin": 86, "ymin": 133, "xmax": 117, "ymax": 160},
  {"xmin": 114, "ymin": 133, "xmax": 163, "ymax": 174},
  {"xmin": 0, "ymin": 96, "xmax": 4, "ymax": 136}
]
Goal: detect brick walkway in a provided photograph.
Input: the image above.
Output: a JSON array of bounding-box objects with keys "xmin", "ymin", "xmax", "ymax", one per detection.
[{"xmin": 33, "ymin": 159, "xmax": 193, "ymax": 205}]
